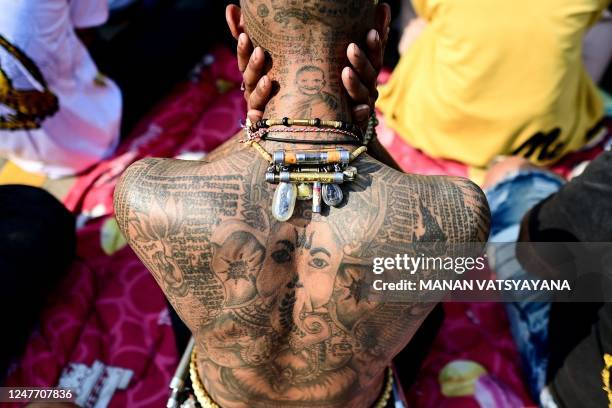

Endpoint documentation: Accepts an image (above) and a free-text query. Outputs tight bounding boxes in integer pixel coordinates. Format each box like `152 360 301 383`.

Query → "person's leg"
484 161 565 399
0 185 75 380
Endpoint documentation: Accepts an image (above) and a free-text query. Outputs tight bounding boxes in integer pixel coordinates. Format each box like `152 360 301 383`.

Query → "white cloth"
0 0 121 178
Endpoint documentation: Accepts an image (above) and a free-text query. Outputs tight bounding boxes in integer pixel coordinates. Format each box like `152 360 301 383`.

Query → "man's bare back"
114 146 489 407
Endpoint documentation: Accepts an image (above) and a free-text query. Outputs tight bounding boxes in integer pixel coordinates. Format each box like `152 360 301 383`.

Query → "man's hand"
227 4 391 128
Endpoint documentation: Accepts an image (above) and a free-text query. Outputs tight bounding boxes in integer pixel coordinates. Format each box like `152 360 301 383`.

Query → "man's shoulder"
115 157 202 197
371 166 490 243
114 157 211 226
443 176 490 242
371 159 486 206
433 176 490 242
114 154 255 231
115 154 249 195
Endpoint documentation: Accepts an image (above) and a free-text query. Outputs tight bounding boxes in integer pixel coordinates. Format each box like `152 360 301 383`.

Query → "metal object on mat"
167 337 195 408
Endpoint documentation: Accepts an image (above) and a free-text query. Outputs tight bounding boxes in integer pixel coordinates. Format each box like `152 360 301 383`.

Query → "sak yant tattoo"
240 0 375 122
115 151 490 408
114 1 491 407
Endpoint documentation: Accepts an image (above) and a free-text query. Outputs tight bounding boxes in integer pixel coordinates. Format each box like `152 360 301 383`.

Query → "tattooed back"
114 148 490 408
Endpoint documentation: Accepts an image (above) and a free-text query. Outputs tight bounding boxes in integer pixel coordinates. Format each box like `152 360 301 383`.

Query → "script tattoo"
115 150 490 408
240 0 374 122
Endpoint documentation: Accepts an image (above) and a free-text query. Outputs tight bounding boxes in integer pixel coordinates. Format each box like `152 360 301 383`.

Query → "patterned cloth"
485 170 566 398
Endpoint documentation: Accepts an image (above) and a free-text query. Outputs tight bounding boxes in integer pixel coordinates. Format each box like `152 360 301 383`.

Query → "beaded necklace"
242 115 377 221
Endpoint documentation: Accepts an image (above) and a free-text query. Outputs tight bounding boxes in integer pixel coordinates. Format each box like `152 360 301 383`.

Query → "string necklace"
242 115 377 221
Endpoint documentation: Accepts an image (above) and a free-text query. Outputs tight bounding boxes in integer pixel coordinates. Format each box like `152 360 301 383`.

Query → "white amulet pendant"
272 182 297 222
322 184 343 207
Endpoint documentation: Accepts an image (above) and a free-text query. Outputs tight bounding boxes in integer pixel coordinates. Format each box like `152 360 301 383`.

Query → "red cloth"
4 219 178 407
404 303 535 407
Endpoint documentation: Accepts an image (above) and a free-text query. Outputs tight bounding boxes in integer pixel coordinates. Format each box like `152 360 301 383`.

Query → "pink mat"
4 219 178 407
9 46 609 407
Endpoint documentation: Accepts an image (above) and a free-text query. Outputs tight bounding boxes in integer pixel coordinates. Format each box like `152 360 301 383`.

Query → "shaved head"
239 0 376 121
242 0 375 44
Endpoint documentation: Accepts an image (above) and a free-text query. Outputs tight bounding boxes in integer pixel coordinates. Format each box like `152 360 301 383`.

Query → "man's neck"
253 97 364 148
240 1 375 133
262 64 352 124
257 130 364 151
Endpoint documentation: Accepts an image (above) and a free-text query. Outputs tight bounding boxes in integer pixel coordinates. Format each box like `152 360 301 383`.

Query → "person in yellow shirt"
377 0 609 172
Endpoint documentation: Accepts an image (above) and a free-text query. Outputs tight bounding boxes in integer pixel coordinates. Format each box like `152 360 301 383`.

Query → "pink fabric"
8 48 608 407
377 114 470 178
474 374 526 407
4 220 178 407
403 303 535 407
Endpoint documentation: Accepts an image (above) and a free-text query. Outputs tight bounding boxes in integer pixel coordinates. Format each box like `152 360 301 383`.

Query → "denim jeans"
485 170 565 399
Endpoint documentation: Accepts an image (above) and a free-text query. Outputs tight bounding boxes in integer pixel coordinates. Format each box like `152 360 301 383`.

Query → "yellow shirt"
377 0 608 168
